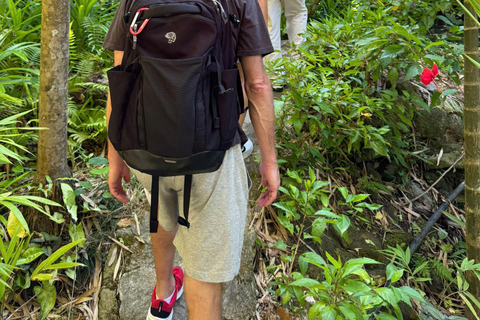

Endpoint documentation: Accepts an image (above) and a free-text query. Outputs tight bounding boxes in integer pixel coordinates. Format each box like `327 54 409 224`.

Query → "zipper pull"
132 24 138 50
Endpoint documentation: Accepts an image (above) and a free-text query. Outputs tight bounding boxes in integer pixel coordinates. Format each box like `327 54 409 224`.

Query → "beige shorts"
130 145 250 282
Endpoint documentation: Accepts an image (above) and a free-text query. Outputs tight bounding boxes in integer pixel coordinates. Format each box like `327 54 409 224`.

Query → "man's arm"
258 0 268 28
240 55 279 207
107 51 131 203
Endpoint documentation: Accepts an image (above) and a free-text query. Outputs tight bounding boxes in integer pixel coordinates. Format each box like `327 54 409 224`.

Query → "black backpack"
107 0 245 232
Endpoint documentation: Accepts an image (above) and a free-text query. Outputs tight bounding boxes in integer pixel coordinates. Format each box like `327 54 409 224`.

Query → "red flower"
419 64 442 92
420 64 439 85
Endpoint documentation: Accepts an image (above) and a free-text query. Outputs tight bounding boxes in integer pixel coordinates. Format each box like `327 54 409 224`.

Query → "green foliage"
272 249 424 319
273 2 463 173
382 245 432 288
354 0 460 36
70 0 117 57
273 168 367 243
0 211 84 316
0 111 38 165
268 170 419 318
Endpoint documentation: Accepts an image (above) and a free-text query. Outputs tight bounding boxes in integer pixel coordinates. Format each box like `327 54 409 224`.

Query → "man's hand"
108 158 131 204
258 161 280 207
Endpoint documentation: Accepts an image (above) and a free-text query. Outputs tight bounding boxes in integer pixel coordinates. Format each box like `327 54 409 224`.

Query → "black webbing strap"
142 4 202 19
150 175 160 233
178 175 192 228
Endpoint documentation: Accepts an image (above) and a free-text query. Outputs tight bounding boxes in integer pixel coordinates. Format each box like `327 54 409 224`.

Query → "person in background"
264 0 307 62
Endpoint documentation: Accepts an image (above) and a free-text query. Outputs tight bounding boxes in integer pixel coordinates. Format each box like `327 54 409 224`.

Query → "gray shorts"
130 145 250 283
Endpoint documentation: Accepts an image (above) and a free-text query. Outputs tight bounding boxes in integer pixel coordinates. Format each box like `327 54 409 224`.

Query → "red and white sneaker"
146 267 184 320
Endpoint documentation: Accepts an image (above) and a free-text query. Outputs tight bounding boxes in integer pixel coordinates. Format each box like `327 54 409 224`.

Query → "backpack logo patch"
165 32 177 44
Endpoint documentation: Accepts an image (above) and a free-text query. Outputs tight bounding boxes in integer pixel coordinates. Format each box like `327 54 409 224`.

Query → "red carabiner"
129 8 150 36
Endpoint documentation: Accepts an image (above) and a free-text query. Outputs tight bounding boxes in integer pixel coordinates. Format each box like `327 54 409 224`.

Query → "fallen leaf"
107 246 118 267
117 218 133 228
108 236 133 253
113 249 122 281
276 306 290 320
437 148 444 166
375 211 383 220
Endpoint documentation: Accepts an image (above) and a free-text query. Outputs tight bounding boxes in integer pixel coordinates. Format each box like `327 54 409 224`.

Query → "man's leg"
184 275 222 320
284 0 308 47
151 224 178 299
264 0 283 62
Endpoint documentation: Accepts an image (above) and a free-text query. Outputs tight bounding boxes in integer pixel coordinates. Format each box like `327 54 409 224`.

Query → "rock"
383 231 413 249
415 107 463 140
98 289 118 320
414 108 464 170
424 145 464 170
404 181 434 208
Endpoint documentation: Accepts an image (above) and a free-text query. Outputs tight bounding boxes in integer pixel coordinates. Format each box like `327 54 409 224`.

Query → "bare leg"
184 274 222 320
239 112 247 127
238 62 248 127
150 224 178 299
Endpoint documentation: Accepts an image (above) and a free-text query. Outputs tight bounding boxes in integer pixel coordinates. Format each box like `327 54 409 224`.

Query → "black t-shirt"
103 0 274 57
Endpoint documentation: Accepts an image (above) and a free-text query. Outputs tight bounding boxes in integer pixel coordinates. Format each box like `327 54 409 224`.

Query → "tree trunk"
31 0 71 234
34 0 71 184
464 0 480 316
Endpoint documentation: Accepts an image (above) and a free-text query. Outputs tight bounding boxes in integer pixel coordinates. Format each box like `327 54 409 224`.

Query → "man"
265 0 308 62
103 0 280 319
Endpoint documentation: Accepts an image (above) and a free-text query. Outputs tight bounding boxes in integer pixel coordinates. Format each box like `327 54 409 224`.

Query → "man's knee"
184 275 222 319
184 274 222 300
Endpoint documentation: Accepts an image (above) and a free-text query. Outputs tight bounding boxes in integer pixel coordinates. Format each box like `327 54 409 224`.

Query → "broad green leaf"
282 289 292 305
289 278 320 287
311 218 326 240
69 223 85 248
340 280 371 293
397 286 424 302
302 252 327 268
387 68 399 86
353 194 369 202
337 187 349 200
320 194 329 208
338 303 363 320
35 281 56 320
405 65 420 81
79 181 93 190
61 183 77 221
88 157 109 165
381 45 403 59
326 252 341 269
375 287 398 305
320 306 337 320
308 301 324 319
90 167 109 175
377 312 398 320
336 215 350 236
344 258 380 266
17 247 44 265
314 209 337 219
298 255 308 276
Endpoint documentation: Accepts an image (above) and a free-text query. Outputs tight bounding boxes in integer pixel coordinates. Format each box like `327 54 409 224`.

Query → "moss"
358 176 392 194
384 232 413 248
